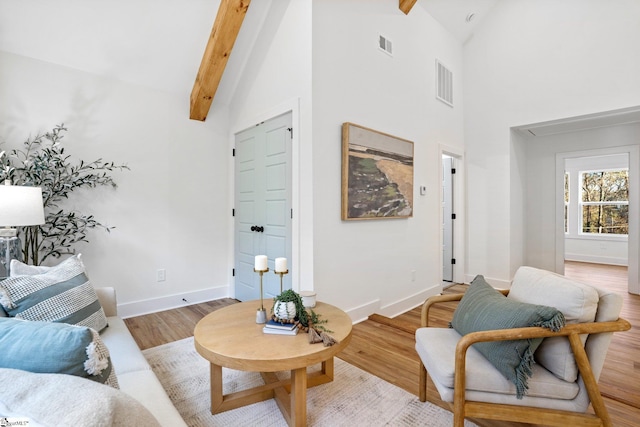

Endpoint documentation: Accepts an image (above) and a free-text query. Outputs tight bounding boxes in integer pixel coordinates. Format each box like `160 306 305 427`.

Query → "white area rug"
143 337 477 427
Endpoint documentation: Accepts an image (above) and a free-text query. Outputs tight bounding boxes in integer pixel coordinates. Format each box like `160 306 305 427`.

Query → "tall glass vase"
0 236 21 280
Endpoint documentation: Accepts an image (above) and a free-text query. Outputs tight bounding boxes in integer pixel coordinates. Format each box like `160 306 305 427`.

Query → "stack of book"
263 319 299 335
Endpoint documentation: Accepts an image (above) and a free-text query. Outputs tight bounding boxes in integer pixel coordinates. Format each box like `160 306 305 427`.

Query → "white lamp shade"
0 185 45 226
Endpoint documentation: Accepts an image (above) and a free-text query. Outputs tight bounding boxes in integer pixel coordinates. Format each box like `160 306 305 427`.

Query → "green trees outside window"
580 170 628 235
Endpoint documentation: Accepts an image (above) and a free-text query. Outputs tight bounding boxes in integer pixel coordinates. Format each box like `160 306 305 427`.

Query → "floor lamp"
0 181 45 279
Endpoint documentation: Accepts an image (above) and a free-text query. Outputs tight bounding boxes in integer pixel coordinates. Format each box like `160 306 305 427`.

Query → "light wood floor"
124 262 639 426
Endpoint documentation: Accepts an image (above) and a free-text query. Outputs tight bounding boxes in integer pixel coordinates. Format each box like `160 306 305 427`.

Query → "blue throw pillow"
450 275 565 398
0 317 118 388
0 255 108 332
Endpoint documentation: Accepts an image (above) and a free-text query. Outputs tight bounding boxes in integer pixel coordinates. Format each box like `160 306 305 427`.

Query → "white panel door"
234 112 292 301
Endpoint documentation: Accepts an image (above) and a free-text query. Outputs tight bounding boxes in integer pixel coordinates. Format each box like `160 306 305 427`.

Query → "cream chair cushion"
415 327 580 402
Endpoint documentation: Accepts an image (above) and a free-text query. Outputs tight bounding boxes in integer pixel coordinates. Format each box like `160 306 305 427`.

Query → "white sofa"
95 287 187 427
0 287 187 426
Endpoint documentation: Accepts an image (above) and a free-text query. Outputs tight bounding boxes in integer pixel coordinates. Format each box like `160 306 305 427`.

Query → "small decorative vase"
299 291 317 308
273 300 297 320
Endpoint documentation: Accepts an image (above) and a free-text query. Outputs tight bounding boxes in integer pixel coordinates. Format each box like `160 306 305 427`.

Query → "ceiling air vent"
436 59 453 107
378 34 393 56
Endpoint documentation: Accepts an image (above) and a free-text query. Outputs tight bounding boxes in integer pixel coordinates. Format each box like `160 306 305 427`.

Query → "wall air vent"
378 34 393 56
436 59 453 107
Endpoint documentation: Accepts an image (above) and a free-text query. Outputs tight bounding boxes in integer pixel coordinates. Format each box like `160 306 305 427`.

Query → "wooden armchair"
415 267 630 427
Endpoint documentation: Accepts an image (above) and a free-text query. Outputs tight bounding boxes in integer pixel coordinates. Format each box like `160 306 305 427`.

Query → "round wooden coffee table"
194 300 352 427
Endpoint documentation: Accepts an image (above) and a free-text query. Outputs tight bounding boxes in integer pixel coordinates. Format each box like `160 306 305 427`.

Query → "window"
579 169 628 235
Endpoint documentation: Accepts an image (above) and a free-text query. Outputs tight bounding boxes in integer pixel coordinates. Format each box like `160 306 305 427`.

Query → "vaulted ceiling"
188 0 421 121
189 0 498 121
0 0 498 122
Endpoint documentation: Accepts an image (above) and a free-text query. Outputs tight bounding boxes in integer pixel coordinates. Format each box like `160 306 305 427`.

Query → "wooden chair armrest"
456 318 631 350
421 294 463 327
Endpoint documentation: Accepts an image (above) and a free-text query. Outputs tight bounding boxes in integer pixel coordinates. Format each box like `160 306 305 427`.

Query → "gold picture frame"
341 122 414 220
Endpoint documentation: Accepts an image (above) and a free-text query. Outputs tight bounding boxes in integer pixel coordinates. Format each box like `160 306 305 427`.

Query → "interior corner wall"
463 0 640 285
311 1 464 315
509 130 526 280
0 51 232 314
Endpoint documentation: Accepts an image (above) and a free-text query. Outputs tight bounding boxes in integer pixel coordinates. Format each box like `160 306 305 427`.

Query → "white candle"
254 255 268 271
275 257 287 273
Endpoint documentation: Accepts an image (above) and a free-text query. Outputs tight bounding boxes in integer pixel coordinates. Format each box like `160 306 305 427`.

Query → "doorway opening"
441 149 464 287
564 153 629 267
557 146 638 295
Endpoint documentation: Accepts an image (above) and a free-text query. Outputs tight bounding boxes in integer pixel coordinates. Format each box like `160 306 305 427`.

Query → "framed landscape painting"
341 122 414 220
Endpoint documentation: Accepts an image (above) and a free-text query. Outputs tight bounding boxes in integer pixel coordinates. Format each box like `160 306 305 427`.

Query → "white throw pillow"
0 368 160 427
507 266 599 382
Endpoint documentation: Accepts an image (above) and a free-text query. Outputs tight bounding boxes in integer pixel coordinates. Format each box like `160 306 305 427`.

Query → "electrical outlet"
157 269 166 282
411 270 416 282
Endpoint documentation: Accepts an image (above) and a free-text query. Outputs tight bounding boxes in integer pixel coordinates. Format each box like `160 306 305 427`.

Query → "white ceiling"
0 0 216 96
0 0 271 105
0 1 496 106
420 0 499 44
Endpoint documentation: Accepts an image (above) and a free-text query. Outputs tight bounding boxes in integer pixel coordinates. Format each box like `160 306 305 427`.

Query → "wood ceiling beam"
190 0 251 121
399 0 417 15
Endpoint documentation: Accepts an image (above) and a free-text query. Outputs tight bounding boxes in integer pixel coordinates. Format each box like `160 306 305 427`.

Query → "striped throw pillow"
0 255 108 332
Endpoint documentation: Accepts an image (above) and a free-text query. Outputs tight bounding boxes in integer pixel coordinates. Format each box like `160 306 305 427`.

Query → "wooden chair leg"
453 345 468 427
568 333 612 427
419 361 427 402
453 406 465 427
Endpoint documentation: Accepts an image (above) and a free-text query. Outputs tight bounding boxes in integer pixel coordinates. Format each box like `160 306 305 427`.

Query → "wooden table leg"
289 367 307 427
321 357 334 380
210 362 223 413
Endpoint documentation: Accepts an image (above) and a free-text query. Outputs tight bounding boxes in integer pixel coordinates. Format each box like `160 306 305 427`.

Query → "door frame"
442 155 454 282
555 145 640 294
230 98 301 297
439 144 465 285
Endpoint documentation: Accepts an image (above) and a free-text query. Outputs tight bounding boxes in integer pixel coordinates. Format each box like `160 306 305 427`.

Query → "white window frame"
577 167 629 240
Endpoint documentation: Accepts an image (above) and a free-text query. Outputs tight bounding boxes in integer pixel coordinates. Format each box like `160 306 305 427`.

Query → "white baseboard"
377 284 442 319
565 253 628 266
118 283 441 323
464 274 511 289
345 299 381 324
343 284 443 324
118 285 231 319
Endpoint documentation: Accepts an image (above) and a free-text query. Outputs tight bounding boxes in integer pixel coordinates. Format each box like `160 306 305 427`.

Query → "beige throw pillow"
508 266 599 382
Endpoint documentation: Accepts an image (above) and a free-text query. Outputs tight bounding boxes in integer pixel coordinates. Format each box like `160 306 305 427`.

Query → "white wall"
565 238 628 266
227 0 314 293
464 0 640 285
0 52 232 316
311 1 465 318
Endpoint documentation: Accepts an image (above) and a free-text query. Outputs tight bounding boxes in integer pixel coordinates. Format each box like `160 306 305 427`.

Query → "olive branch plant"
0 124 129 265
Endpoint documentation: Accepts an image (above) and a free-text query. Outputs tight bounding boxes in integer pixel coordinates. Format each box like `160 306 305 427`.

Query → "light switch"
420 186 426 196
